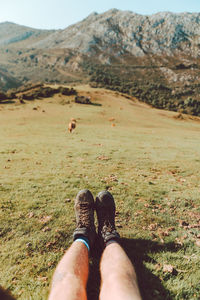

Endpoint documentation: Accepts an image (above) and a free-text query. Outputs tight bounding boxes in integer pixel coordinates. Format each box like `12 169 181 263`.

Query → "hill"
0 85 200 299
0 22 54 47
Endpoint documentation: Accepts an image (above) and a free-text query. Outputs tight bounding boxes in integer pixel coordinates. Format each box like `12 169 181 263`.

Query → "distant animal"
109 117 115 122
68 120 76 133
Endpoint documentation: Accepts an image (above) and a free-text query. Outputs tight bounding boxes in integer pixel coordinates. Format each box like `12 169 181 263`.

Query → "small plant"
75 95 92 104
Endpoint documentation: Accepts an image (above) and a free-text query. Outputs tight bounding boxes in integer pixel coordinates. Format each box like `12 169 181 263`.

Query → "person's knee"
103 257 137 279
103 268 137 286
52 271 84 288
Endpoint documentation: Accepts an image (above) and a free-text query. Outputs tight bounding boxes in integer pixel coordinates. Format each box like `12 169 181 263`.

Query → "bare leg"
49 241 89 300
99 242 142 300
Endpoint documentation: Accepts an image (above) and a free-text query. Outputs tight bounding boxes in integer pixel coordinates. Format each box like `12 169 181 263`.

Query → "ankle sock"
74 236 90 251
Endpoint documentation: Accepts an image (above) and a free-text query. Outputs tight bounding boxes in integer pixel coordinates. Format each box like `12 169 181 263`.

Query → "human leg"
48 241 89 300
49 189 96 300
95 191 141 300
99 242 141 300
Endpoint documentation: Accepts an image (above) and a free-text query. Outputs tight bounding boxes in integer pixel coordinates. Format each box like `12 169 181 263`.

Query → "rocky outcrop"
33 9 200 57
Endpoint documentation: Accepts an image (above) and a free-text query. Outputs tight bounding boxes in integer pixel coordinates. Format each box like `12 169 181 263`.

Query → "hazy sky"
1 0 200 29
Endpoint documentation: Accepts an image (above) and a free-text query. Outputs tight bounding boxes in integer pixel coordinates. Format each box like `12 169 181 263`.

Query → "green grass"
0 87 200 299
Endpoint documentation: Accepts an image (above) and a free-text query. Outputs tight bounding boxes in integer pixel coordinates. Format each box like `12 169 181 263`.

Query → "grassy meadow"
0 86 200 299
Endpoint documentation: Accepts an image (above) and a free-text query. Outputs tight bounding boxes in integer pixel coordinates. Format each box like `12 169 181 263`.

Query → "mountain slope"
0 22 55 47
32 9 200 57
0 67 21 91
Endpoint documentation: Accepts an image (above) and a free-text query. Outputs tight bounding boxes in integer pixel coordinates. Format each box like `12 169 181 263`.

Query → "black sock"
105 239 119 247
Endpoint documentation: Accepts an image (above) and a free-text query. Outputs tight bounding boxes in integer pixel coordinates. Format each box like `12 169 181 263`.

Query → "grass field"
0 86 200 300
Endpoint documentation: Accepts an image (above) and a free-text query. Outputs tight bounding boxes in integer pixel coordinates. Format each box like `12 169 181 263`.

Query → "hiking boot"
73 189 96 247
95 191 120 244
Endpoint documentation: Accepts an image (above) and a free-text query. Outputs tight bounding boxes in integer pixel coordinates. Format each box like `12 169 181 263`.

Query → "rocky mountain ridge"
32 9 200 58
1 9 200 56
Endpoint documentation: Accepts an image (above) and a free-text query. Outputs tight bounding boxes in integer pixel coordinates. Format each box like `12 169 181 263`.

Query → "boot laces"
78 202 91 228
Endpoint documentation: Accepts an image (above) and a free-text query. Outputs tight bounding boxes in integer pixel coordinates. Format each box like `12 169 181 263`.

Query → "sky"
0 0 200 30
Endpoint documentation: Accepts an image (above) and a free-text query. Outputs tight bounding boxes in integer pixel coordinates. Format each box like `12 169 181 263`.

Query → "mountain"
0 22 54 47
32 9 200 58
0 10 200 115
1 10 200 57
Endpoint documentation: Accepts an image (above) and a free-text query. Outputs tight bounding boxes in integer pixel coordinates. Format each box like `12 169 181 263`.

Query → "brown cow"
68 121 76 133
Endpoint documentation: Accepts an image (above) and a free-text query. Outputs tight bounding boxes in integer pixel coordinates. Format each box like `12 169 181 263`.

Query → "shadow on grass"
87 238 177 300
91 103 102 107
0 286 15 300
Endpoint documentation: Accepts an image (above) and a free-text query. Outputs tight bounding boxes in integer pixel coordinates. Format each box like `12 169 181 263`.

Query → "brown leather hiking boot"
95 191 120 244
73 189 96 247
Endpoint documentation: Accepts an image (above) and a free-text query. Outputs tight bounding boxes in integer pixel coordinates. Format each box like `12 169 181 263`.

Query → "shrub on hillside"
0 92 7 101
58 87 77 96
84 62 200 116
16 86 78 101
6 92 16 99
75 96 92 104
